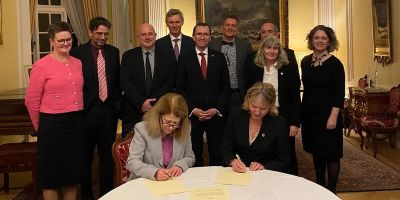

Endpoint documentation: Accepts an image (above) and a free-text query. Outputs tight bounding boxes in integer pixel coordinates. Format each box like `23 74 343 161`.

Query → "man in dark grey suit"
209 15 252 108
176 23 231 167
120 23 175 138
156 8 195 66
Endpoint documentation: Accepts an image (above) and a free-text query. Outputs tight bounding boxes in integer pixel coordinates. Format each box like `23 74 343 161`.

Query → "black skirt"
301 114 343 159
37 111 84 189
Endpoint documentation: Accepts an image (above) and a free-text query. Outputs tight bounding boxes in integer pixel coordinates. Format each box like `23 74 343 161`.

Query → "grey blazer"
126 122 195 181
209 37 252 100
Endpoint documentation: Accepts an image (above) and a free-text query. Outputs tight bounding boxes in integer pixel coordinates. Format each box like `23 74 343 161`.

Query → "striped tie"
97 49 108 102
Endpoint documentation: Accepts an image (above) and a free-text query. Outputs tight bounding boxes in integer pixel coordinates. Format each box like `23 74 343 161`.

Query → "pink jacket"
25 54 84 130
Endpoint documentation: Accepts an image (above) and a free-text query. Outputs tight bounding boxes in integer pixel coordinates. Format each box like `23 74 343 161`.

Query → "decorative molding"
148 0 165 39
18 0 32 87
315 0 335 28
346 0 354 81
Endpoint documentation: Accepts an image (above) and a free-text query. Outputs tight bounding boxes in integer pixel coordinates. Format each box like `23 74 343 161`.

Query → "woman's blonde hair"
143 93 190 142
242 82 279 117
254 36 289 69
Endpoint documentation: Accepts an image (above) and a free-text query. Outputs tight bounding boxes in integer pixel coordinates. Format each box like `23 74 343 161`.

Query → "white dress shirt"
263 62 279 107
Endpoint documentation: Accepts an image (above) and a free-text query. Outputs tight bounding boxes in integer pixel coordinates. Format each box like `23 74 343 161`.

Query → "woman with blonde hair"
126 93 195 181
245 36 301 175
221 82 291 173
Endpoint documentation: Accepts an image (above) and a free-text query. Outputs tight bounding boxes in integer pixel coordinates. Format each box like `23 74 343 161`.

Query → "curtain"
29 0 37 38
82 0 101 26
129 0 146 47
64 0 90 44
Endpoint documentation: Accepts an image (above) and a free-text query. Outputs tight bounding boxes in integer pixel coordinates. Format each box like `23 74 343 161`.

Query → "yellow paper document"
145 179 189 196
215 168 251 185
190 185 229 200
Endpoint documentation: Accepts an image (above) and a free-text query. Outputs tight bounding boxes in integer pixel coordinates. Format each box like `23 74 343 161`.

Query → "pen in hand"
235 154 246 172
156 162 171 180
158 162 165 168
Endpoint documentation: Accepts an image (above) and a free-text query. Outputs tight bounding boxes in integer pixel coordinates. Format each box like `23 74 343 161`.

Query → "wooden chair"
343 87 355 136
343 77 369 137
0 92 37 196
360 84 400 157
112 133 134 186
0 142 37 193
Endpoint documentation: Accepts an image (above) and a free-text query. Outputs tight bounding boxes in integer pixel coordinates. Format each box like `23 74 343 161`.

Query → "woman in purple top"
25 22 84 200
126 93 195 181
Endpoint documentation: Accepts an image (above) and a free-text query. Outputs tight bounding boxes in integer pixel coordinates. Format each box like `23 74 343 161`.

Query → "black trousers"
81 101 118 198
289 136 299 175
190 116 226 166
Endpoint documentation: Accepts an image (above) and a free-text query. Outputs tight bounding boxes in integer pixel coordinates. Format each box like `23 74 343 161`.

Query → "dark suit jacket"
221 108 291 173
120 46 175 122
155 34 195 65
70 42 121 112
284 47 299 70
175 48 231 115
245 49 301 127
208 37 252 99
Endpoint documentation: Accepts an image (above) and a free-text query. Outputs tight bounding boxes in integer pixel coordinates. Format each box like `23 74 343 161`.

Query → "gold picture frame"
372 0 391 64
0 0 3 45
195 0 288 48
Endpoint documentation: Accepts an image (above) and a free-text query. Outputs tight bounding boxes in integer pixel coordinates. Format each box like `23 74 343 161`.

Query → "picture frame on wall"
372 0 391 63
195 0 288 48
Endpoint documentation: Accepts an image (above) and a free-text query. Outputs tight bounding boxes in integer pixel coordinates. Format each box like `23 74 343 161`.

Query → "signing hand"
155 168 171 181
169 165 183 177
249 162 265 171
230 159 246 173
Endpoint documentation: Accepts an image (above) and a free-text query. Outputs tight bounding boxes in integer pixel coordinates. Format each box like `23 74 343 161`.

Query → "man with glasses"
176 23 231 166
120 23 175 138
70 16 121 199
209 15 252 109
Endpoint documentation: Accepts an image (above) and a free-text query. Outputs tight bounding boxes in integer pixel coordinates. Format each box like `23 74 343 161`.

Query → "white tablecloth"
100 166 340 200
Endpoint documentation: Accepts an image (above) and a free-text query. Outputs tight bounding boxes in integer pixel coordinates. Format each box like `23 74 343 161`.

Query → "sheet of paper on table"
215 168 251 185
190 185 229 200
145 179 189 196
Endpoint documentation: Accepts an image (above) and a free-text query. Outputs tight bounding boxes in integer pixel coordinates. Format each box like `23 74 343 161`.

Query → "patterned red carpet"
296 135 400 192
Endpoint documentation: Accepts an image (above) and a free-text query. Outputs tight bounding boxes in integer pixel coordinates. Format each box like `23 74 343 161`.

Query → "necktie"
97 49 107 102
222 40 234 46
199 52 207 79
145 51 152 96
173 38 180 59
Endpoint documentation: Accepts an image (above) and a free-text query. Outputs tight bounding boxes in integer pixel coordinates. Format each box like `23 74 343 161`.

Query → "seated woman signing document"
222 82 291 173
126 93 195 181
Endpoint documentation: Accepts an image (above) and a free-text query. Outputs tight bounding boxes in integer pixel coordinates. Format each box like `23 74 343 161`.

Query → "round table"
100 166 340 200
